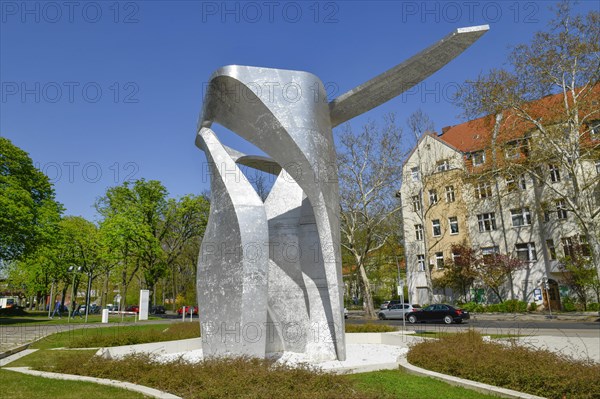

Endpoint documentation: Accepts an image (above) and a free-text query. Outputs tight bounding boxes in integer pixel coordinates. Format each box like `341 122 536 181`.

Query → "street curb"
3 366 182 399
0 343 30 360
398 356 546 399
0 349 38 367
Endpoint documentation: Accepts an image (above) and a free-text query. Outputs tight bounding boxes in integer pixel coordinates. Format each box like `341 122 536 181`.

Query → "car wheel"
407 315 417 324
378 313 386 320
443 315 453 324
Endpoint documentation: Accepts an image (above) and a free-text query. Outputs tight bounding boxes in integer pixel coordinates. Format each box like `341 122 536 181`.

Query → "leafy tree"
0 138 62 261
338 114 405 318
559 242 600 309
476 253 525 303
96 179 168 306
433 244 478 303
456 2 600 276
161 194 210 309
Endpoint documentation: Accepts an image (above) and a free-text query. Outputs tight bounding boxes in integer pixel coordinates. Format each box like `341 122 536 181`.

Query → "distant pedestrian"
50 300 62 319
72 302 82 318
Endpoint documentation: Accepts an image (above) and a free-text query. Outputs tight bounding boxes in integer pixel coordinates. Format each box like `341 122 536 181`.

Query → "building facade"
401 91 599 307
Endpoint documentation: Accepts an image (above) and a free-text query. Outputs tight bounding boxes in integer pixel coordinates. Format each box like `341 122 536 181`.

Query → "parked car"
177 306 198 315
79 304 101 314
125 305 140 313
378 304 421 320
405 304 470 324
379 301 390 310
151 305 166 314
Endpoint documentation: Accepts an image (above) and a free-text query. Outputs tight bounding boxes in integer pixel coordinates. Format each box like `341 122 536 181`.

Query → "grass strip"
30 322 199 349
0 368 145 399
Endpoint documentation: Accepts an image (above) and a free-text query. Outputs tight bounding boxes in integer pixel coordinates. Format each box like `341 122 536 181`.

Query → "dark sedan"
405 304 469 324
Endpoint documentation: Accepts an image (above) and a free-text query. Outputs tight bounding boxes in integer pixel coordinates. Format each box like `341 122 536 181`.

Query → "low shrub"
486 303 500 312
407 330 600 399
39 352 385 399
500 299 528 312
587 303 599 311
528 302 538 312
345 323 396 333
562 297 578 312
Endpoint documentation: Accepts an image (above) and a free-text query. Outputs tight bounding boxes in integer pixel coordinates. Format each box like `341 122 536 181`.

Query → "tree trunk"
358 263 376 318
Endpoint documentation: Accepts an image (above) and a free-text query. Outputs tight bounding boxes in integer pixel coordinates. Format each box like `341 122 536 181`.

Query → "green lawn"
346 369 499 399
30 322 197 349
0 310 161 326
0 368 145 399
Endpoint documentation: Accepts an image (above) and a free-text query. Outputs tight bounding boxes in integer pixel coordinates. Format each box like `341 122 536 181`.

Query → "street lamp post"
84 271 92 323
67 266 82 323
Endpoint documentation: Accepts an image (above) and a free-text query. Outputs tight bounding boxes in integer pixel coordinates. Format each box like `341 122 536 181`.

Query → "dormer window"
472 151 485 166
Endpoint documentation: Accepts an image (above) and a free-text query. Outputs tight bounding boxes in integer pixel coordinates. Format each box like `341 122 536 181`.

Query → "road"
346 318 600 338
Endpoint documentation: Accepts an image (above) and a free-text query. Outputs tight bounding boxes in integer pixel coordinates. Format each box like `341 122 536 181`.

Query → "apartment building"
401 90 599 307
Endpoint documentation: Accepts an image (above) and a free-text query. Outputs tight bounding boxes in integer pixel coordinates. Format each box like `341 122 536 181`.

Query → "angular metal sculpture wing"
329 25 489 127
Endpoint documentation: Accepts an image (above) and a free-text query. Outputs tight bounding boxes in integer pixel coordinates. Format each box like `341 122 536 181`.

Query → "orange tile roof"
439 86 600 152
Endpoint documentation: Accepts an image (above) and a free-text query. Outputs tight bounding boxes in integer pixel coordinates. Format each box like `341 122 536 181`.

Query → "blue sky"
1 1 597 221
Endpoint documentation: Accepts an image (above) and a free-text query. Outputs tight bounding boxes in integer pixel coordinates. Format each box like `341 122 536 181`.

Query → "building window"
481 246 499 264
445 185 455 202
504 140 520 159
452 251 460 262
517 174 527 190
437 160 450 172
549 164 561 183
472 151 485 166
475 181 493 199
546 239 557 260
511 208 531 227
562 237 575 258
415 224 423 241
411 195 421 212
542 202 551 222
417 254 425 272
411 167 420 181
429 189 438 205
477 213 497 232
590 120 599 141
595 160 600 174
435 252 444 269
579 235 591 257
556 199 568 220
432 219 441 237
448 217 459 234
516 242 537 262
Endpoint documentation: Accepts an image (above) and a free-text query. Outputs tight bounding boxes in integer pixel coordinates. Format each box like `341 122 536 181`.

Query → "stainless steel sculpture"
196 25 489 361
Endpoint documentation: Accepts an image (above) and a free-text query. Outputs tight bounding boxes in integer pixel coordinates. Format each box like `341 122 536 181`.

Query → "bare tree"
456 2 600 277
338 114 405 318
